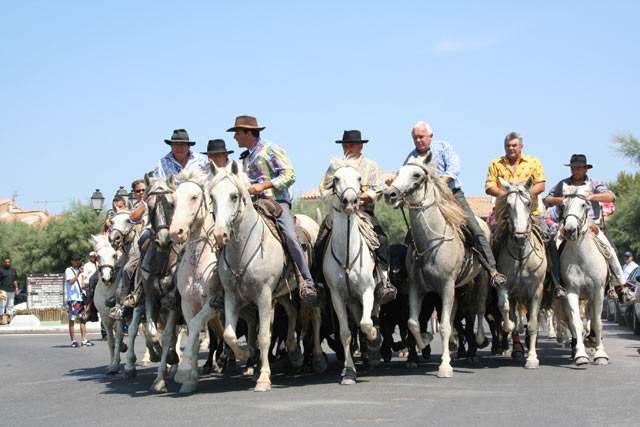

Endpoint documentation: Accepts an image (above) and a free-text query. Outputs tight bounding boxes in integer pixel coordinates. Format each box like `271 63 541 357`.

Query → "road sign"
27 274 64 309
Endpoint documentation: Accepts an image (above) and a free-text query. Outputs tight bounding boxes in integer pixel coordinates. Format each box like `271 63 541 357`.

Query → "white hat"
89 251 97 257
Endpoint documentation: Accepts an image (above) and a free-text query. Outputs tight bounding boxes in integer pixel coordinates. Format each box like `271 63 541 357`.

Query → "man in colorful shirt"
545 154 627 292
316 130 396 304
223 115 317 306
392 122 506 288
485 131 566 297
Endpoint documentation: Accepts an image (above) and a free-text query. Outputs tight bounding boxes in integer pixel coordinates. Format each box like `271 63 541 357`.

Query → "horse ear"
525 176 534 191
498 177 511 191
231 160 239 175
209 159 218 177
424 151 433 166
144 172 151 188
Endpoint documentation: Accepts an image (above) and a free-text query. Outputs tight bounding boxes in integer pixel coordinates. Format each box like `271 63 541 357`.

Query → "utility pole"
34 200 63 213
10 191 18 212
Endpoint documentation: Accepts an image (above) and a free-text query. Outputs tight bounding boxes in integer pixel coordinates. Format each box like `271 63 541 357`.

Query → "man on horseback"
316 130 397 304
390 121 507 288
485 131 566 297
220 115 318 306
201 138 233 168
545 154 627 294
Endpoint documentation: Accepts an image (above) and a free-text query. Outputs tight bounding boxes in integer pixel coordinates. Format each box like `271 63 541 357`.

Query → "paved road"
1 320 638 427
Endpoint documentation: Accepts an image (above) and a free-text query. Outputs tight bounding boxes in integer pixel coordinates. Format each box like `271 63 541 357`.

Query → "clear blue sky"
1 1 638 214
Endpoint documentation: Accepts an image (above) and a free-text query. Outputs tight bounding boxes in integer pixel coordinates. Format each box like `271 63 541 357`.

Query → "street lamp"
90 189 105 216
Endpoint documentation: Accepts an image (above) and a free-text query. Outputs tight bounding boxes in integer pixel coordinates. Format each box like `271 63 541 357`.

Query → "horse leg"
565 293 588 366
176 304 217 391
437 285 455 378
330 290 357 385
223 295 251 361
497 287 515 333
547 309 557 340
150 309 179 393
124 305 143 378
240 308 258 376
475 273 489 347
408 285 431 350
310 306 328 374
590 291 608 365
277 296 303 368
104 318 119 375
524 293 542 369
145 296 162 362
255 292 274 392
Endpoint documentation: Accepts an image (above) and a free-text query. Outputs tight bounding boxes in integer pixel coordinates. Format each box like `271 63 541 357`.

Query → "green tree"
606 171 640 198
612 131 640 167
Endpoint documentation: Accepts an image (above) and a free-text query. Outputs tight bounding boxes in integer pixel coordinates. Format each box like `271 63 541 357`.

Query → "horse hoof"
398 349 409 359
594 357 608 365
106 366 120 375
288 347 304 368
382 349 392 363
150 380 167 394
421 332 433 347
575 356 589 366
174 367 191 384
367 334 383 352
524 359 539 369
140 361 150 368
123 368 137 379
341 367 357 385
478 337 489 349
179 382 197 394
312 354 328 374
243 366 255 377
548 333 557 340
254 381 271 392
120 343 128 353
437 366 453 378
340 377 356 385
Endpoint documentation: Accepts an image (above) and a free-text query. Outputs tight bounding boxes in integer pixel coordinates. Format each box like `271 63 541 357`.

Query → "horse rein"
109 211 135 246
561 193 589 236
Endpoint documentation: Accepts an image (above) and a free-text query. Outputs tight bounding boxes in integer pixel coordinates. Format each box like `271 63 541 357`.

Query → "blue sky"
1 1 638 214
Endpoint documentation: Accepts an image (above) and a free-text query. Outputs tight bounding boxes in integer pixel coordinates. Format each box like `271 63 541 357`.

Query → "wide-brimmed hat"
565 154 593 169
201 139 234 155
226 116 265 132
624 251 633 257
336 130 368 144
164 129 196 146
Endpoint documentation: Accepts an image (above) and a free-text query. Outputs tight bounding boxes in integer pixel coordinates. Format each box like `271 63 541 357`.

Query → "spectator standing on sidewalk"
0 257 18 325
65 254 93 347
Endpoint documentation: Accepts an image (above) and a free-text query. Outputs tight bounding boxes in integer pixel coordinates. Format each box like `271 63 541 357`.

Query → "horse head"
170 168 210 244
499 177 534 247
144 172 176 250
384 152 433 208
561 183 590 241
108 210 134 250
328 157 361 215
90 234 117 285
208 160 248 247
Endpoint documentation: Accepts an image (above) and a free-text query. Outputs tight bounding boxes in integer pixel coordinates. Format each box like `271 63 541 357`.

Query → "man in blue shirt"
391 121 506 288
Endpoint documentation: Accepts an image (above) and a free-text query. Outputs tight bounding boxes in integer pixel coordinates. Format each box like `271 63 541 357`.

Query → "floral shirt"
154 151 210 185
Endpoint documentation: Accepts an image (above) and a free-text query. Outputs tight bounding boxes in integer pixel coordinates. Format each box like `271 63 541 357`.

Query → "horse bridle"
506 189 533 244
180 180 210 233
147 189 174 237
331 166 361 214
562 193 589 236
387 163 436 210
109 211 135 246
97 254 115 285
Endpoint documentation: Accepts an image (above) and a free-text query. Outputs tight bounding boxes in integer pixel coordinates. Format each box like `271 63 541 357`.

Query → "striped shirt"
485 154 546 215
319 155 382 212
244 138 296 203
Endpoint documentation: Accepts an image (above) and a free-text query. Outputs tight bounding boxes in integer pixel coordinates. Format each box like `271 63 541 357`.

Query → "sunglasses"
134 189 145 193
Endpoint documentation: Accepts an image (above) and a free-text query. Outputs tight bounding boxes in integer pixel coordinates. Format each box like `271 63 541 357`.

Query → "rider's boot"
375 267 397 305
299 280 318 307
489 270 508 288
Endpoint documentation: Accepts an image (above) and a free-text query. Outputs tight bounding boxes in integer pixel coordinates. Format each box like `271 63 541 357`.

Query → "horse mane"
91 234 111 251
405 157 466 228
492 180 534 248
562 183 590 198
210 166 251 196
177 167 209 186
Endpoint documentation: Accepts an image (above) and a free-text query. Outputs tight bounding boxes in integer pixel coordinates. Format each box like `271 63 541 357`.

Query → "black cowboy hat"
201 139 234 155
564 154 593 169
335 130 368 144
164 129 196 146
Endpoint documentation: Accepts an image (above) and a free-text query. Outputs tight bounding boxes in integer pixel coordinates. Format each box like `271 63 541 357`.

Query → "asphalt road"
1 320 638 427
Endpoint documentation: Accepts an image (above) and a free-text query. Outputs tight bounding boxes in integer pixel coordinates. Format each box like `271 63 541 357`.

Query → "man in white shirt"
622 251 638 280
65 254 93 348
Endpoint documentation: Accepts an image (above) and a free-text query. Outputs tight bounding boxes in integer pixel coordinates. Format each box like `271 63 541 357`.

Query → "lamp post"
90 189 105 216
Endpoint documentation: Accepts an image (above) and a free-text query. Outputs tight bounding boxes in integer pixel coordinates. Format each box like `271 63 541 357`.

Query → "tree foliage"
605 171 640 198
0 201 103 287
612 131 640 168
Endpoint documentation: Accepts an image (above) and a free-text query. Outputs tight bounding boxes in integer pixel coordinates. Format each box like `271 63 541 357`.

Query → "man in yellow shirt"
485 131 565 297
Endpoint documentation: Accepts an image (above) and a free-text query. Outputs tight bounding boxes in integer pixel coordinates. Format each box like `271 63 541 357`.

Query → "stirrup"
299 284 318 307
490 271 507 288
375 274 397 305
109 305 124 320
121 293 138 308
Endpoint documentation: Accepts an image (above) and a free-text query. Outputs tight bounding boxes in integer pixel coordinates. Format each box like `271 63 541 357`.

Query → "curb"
0 322 102 335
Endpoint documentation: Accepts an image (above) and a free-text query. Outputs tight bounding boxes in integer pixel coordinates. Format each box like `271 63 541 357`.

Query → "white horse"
208 161 324 392
322 157 383 385
493 177 547 369
90 234 121 374
558 183 609 365
162 168 224 393
383 154 489 378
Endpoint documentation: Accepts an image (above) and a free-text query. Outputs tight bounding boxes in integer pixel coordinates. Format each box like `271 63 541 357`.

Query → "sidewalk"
0 319 102 335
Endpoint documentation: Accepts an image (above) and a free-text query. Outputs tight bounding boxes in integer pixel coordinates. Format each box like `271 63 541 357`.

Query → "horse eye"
413 173 420 179
231 194 238 202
